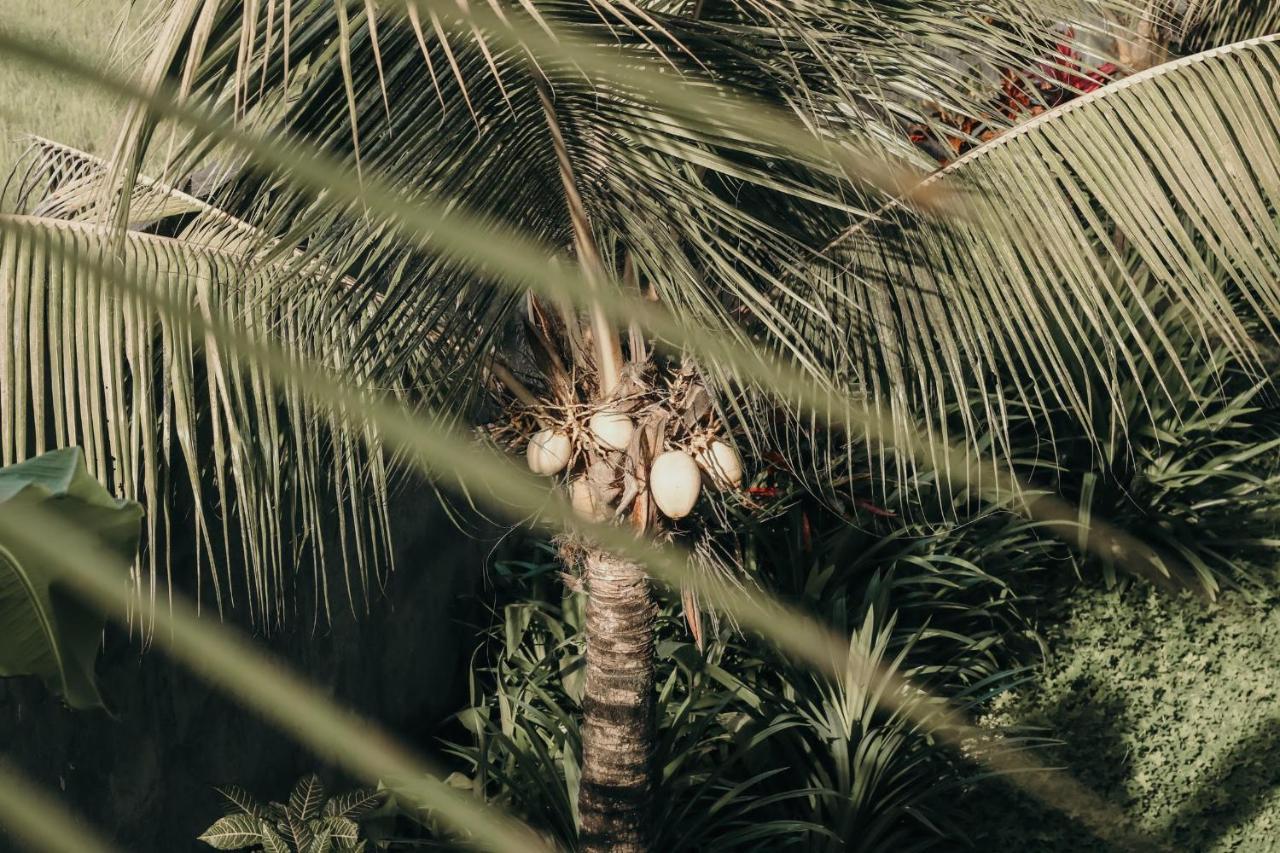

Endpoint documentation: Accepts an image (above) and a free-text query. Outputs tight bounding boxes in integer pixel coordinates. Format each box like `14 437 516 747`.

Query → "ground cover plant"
197 775 382 852
971 584 1280 851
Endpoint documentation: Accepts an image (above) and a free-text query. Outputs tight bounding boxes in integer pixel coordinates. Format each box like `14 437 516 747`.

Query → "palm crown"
8 0 1253 616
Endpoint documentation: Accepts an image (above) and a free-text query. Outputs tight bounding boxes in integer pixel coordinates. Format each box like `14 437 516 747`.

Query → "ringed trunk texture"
577 548 656 852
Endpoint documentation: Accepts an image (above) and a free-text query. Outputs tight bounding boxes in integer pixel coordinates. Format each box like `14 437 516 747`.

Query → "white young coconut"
589 410 634 452
695 440 743 490
649 450 701 519
570 478 610 522
526 429 572 476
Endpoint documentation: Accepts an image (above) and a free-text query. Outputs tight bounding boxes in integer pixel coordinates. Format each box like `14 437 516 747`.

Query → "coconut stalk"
538 77 656 852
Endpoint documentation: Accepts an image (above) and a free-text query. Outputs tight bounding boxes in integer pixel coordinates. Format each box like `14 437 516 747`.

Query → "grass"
971 584 1280 851
0 0 132 185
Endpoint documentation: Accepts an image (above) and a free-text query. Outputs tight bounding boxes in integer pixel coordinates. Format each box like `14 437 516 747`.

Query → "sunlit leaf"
197 813 263 849
0 447 141 710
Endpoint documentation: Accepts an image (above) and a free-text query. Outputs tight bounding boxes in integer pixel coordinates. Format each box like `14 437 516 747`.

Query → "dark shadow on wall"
0 478 499 853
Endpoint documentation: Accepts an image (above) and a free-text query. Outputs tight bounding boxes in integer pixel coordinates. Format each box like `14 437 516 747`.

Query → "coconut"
526 429 572 476
695 440 743 489
570 478 610 522
589 410 634 452
649 450 701 519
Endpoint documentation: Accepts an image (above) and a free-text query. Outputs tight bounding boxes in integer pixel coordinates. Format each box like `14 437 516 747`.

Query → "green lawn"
0 0 132 182
972 585 1280 851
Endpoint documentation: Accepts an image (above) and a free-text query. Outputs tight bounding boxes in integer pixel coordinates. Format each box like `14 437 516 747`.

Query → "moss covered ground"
970 584 1280 851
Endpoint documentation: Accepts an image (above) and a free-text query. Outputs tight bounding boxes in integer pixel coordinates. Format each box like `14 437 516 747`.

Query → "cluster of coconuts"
526 409 743 521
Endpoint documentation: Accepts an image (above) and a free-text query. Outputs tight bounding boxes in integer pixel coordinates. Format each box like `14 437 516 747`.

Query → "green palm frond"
808 34 1280 504
0 214 401 625
159 0 1111 344
8 1 1280 622
1174 0 1280 51
101 0 1148 482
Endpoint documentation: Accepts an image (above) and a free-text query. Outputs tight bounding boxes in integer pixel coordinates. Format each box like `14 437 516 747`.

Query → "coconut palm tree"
5 1 1280 849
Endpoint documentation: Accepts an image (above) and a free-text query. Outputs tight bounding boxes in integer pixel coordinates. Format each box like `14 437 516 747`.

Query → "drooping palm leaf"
0 213 401 625
135 2 1109 365
7 136 215 226
0 10 1205 603
811 33 1280 505
80 0 1148 499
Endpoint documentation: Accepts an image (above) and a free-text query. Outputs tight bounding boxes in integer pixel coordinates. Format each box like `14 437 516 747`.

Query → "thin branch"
490 358 549 424
536 77 625 397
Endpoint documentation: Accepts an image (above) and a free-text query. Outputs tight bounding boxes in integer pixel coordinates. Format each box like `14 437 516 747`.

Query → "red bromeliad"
909 27 1119 166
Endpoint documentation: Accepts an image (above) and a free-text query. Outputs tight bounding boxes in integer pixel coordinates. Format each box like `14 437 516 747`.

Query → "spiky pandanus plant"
7 0 1280 849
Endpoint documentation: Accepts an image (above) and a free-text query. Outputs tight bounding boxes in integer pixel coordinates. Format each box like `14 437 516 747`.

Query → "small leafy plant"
198 775 381 852
0 447 142 710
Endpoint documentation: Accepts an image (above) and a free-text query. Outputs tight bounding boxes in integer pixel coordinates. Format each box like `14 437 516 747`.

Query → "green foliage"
440 491 1058 852
198 775 382 853
994 290 1280 598
1080 364 1280 597
0 208 399 626
0 447 141 710
439 344 1280 848
968 584 1280 851
440 585 831 851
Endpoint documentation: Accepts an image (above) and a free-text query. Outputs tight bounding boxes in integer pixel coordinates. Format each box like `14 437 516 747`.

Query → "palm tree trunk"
577 547 656 852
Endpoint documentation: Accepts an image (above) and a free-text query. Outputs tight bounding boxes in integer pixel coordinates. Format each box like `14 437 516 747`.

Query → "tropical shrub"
198 775 383 853
440 487 1060 852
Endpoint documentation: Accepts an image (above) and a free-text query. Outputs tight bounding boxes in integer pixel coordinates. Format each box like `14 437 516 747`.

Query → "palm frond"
134 0 1128 357
7 135 254 237
804 34 1280 506
0 13 1221 593
0 213 402 626
99 0 1157 497
0 4 1239 604
1174 0 1280 51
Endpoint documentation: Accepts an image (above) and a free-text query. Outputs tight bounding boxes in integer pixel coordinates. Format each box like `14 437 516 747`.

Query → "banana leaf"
0 447 142 710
